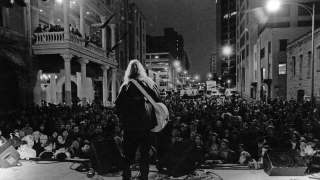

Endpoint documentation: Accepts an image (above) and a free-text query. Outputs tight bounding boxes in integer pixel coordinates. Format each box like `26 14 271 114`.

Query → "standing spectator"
34 24 43 33
54 117 64 132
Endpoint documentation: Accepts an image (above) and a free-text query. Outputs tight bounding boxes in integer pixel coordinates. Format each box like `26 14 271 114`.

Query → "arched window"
308 51 311 77
292 56 296 75
299 55 303 79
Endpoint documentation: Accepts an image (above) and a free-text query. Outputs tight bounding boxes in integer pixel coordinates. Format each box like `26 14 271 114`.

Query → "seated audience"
17 140 36 159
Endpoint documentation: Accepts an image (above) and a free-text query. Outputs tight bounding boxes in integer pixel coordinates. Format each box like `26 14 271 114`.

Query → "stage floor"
0 160 317 180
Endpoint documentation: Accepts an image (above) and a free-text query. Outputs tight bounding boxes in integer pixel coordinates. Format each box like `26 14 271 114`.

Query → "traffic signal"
0 0 28 8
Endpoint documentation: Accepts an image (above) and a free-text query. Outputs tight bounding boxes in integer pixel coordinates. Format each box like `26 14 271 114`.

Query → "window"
246 44 249 57
137 41 139 50
292 56 296 75
240 35 245 47
279 39 288 51
241 49 245 60
260 48 265 59
279 63 286 74
268 42 271 53
299 55 303 79
317 46 320 71
308 52 311 77
262 68 266 79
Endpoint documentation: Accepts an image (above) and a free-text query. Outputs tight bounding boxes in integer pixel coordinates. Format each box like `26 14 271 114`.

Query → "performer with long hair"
115 60 160 180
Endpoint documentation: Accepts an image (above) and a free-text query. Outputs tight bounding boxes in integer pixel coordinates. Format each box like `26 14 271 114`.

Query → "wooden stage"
0 160 317 180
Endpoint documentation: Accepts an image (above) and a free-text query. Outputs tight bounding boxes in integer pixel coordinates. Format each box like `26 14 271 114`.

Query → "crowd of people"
34 23 82 38
34 23 103 47
0 92 320 173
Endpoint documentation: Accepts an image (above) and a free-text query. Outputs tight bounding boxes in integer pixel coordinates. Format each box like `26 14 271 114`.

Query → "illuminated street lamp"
194 75 200 81
227 80 231 89
173 60 180 68
222 46 232 56
267 0 315 107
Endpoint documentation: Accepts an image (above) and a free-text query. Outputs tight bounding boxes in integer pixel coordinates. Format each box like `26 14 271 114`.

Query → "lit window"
279 63 286 74
223 14 229 19
155 56 159 58
230 12 237 16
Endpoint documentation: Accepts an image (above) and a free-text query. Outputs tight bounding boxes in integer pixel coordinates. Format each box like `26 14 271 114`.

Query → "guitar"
151 102 169 132
129 80 169 132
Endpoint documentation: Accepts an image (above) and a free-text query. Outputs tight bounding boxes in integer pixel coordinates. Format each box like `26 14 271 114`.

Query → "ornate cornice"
287 28 320 54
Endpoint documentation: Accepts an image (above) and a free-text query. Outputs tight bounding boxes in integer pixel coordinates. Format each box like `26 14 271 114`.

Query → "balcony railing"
34 32 115 60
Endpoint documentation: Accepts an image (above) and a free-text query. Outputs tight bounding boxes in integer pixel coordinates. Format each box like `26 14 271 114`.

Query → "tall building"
146 52 171 91
0 0 129 108
214 0 236 86
128 3 147 66
236 0 320 99
146 28 189 90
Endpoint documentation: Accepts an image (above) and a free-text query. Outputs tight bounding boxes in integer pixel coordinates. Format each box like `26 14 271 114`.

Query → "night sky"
133 0 216 81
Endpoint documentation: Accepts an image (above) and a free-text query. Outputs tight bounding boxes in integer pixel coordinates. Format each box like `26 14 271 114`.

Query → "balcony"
33 32 117 67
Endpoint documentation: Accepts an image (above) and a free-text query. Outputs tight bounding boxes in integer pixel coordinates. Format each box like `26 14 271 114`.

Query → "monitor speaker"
156 141 202 177
263 149 307 176
89 139 123 174
0 145 20 168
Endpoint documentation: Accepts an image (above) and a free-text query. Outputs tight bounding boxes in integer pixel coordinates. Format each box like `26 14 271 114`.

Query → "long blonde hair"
122 60 154 88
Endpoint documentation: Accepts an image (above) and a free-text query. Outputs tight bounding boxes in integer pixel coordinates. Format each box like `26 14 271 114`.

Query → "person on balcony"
49 24 55 32
34 24 43 33
74 29 82 38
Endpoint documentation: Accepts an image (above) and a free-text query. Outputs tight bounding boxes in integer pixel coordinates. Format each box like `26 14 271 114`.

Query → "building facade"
236 0 320 99
253 27 311 100
0 0 131 108
128 3 147 66
214 0 236 85
287 28 320 102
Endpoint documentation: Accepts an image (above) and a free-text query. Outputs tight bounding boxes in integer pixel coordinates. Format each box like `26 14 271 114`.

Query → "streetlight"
266 0 315 107
227 80 231 89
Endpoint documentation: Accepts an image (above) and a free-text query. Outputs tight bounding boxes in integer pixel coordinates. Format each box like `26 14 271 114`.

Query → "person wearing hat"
218 139 237 163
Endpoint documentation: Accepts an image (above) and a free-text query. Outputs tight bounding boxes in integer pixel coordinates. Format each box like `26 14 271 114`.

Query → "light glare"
266 0 281 12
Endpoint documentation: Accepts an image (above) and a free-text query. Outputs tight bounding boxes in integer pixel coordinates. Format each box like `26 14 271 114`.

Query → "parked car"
225 90 240 97
205 89 221 98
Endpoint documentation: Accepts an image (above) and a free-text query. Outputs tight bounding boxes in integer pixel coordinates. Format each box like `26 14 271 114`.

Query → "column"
49 73 57 104
75 20 80 31
63 0 70 40
101 66 109 106
61 53 73 106
100 16 107 50
33 70 42 106
48 3 55 25
79 0 85 36
110 24 116 47
112 68 117 103
78 58 89 106
30 4 40 33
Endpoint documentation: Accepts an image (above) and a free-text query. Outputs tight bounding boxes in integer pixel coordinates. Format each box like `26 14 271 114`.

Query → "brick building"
287 27 320 102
